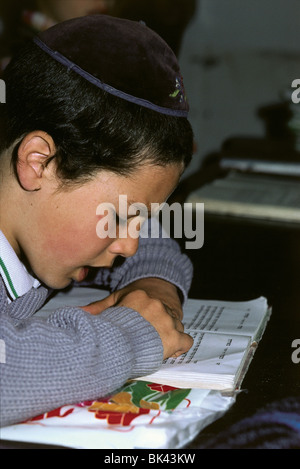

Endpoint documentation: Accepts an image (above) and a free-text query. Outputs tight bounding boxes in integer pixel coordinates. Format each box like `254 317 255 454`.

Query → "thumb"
80 292 116 315
172 332 194 358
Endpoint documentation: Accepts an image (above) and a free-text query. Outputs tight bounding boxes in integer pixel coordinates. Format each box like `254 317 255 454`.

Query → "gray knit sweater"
0 232 193 427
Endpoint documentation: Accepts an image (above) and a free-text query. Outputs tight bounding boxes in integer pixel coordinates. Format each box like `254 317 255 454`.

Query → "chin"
31 263 72 290
42 276 73 290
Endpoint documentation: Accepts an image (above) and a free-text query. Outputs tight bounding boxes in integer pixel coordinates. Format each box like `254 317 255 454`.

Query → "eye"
115 213 124 225
115 213 130 226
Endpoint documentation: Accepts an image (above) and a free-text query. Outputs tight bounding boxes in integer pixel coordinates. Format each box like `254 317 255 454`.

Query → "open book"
187 171 300 224
219 157 300 177
136 295 271 391
37 288 271 392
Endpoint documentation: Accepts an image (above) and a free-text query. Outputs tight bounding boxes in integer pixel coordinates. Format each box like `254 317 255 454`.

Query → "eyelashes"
115 209 145 226
115 213 127 226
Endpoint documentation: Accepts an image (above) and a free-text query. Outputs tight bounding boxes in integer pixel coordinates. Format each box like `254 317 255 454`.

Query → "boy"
0 15 194 427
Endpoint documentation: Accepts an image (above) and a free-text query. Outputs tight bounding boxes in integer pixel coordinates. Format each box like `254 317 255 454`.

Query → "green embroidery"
119 381 191 412
169 77 187 103
169 89 180 99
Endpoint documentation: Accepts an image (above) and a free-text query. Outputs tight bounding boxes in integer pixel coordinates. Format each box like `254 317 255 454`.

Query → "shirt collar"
0 230 40 300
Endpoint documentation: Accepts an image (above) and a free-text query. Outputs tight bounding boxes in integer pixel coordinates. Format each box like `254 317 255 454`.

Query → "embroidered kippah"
33 15 189 117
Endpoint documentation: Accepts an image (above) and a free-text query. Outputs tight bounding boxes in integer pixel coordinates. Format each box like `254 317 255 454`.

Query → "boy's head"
0 15 194 288
0 14 193 186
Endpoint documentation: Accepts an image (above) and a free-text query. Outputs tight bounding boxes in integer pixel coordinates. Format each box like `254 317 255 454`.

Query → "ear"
16 131 56 191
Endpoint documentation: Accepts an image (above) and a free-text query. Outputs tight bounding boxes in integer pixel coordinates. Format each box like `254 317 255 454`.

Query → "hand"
80 284 193 360
115 289 193 360
114 277 184 321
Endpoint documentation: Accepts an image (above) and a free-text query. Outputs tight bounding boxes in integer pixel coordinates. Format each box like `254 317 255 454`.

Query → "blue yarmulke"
33 15 189 117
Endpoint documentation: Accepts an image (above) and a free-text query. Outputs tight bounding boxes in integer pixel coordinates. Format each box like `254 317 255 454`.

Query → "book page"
195 172 300 208
182 297 268 341
137 331 251 389
137 297 269 389
163 330 250 372
187 172 300 222
36 287 110 319
220 158 300 177
215 172 300 208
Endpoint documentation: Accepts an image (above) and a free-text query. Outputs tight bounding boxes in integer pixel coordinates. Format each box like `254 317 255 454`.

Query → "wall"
179 0 300 178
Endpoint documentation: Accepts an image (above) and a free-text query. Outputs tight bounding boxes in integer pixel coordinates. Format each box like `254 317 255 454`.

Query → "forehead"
96 164 183 205
129 164 182 199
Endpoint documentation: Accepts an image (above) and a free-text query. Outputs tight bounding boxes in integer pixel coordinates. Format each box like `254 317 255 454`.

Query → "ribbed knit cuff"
98 306 163 378
110 238 193 304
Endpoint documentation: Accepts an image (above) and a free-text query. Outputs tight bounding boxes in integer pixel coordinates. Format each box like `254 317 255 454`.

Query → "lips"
77 267 89 282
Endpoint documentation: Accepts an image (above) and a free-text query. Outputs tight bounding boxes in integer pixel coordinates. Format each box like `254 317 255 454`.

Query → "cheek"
41 214 112 264
44 228 84 259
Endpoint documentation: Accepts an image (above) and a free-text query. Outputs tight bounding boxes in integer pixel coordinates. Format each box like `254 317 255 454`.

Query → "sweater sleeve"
92 217 194 303
0 219 192 427
0 281 163 427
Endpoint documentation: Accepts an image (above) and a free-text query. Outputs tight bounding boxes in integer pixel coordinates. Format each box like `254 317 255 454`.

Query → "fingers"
80 292 116 315
170 332 194 359
162 317 193 360
81 289 193 360
113 278 184 321
117 290 192 360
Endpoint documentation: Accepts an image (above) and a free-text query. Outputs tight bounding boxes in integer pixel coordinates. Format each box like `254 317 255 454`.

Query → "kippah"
33 15 189 117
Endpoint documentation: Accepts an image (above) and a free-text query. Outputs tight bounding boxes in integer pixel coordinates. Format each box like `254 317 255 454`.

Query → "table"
182 214 300 447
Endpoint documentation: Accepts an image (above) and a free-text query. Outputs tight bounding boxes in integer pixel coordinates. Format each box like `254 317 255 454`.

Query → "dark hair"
0 41 193 184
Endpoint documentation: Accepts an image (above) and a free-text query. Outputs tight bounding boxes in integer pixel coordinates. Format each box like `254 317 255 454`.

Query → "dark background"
180 213 300 446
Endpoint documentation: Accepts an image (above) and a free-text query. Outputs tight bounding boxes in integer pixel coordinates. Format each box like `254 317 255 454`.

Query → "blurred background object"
1 0 300 180
178 0 300 179
111 0 197 56
0 0 114 70
0 0 197 77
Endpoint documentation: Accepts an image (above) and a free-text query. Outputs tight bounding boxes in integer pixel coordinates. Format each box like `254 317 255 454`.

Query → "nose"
109 235 140 259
